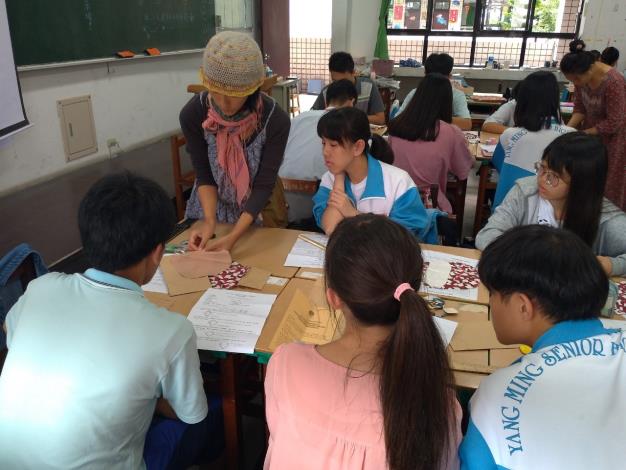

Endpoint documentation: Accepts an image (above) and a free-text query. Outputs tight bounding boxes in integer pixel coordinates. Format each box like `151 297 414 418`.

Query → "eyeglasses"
534 161 561 187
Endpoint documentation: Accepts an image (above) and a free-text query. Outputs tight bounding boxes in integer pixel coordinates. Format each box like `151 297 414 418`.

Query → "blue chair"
0 243 48 370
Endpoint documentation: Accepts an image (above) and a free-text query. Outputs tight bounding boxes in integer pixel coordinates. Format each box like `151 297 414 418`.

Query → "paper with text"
187 289 277 354
269 289 343 350
284 238 325 268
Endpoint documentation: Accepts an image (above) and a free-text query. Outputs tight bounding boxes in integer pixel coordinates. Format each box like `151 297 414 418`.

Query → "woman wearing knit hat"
180 31 290 251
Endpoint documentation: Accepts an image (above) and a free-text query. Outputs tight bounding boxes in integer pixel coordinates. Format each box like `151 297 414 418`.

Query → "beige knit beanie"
202 32 265 97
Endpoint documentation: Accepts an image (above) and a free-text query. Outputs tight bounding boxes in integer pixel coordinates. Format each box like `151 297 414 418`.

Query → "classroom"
0 0 625 469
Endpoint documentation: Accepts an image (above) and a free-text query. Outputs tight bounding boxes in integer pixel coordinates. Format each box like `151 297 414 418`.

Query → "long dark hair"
560 39 596 75
388 73 452 141
513 71 561 131
542 132 608 246
317 107 394 164
325 214 454 470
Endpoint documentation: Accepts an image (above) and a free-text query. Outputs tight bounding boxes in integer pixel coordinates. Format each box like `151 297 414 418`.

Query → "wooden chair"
170 134 196 220
280 178 319 195
446 177 468 238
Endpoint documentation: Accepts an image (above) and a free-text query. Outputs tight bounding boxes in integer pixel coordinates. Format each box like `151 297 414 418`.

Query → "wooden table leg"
220 355 240 470
473 162 491 237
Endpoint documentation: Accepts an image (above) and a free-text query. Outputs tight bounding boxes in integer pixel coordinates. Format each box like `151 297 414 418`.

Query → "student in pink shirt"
264 214 462 470
388 73 475 214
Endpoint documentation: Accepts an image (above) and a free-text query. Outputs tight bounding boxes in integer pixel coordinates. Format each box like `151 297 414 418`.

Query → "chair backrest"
0 247 46 373
280 178 319 195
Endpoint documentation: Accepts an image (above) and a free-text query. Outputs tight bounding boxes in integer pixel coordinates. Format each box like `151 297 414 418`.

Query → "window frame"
387 0 585 67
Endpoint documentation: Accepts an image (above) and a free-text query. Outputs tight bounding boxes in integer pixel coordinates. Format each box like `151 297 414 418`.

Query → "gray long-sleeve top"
476 176 626 276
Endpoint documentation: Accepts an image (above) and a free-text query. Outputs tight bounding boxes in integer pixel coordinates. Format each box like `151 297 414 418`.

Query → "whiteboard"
0 0 28 139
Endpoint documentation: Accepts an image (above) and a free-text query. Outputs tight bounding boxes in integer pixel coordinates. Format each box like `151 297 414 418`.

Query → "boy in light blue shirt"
0 173 215 469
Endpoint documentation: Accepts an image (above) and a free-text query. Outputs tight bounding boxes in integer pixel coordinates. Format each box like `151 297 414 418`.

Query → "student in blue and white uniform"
491 71 574 209
312 107 437 241
460 225 626 470
482 81 524 135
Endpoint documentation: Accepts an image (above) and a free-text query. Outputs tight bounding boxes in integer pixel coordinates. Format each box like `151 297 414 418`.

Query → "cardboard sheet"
450 321 519 351
239 267 272 290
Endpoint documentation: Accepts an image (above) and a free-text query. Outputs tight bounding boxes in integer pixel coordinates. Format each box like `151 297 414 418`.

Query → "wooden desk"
156 225 600 465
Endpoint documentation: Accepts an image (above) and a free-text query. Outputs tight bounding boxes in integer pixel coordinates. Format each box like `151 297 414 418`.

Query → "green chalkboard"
7 0 216 66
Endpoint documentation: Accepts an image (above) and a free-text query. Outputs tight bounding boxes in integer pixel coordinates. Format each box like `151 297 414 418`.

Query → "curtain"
374 0 390 59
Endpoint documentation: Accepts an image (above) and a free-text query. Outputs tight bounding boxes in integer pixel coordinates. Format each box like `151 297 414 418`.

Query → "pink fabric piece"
264 343 462 470
423 262 480 290
389 121 474 214
169 250 232 278
202 96 262 205
208 262 249 289
616 282 626 316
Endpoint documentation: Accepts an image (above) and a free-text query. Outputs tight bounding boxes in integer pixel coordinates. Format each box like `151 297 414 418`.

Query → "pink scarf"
202 96 262 205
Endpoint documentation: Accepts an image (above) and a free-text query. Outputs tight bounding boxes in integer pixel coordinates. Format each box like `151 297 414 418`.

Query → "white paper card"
142 268 168 294
267 276 288 286
187 289 277 354
433 316 458 347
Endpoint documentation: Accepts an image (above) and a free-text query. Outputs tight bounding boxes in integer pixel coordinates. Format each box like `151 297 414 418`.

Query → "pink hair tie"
394 283 414 301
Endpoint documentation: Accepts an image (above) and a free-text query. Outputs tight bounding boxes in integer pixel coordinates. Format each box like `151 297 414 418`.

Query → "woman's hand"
188 219 216 251
597 256 613 276
203 234 236 253
328 189 358 217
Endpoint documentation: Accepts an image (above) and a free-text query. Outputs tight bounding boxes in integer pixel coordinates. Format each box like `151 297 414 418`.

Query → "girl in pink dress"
561 39 626 210
264 214 461 470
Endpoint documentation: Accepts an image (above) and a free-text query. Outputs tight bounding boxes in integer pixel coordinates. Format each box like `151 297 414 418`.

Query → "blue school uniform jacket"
312 154 439 242
459 318 626 470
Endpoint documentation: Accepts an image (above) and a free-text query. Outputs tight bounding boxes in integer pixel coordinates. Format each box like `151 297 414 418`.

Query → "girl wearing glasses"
476 132 626 276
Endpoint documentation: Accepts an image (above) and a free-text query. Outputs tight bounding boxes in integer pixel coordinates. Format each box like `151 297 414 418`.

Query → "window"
387 0 584 67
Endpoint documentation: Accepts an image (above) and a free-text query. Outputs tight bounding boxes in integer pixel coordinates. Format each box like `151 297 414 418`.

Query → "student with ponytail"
561 38 626 210
312 107 438 242
263 214 461 470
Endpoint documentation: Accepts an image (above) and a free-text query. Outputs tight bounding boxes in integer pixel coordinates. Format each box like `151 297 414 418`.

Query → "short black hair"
601 46 619 66
478 225 608 323
326 79 358 105
328 52 355 73
424 53 454 75
78 172 176 273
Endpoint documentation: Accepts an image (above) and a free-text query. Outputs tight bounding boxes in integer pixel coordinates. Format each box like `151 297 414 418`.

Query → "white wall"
579 0 626 71
0 53 203 195
331 0 380 59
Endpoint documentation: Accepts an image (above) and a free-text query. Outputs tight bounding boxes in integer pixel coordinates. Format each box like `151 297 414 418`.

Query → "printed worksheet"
187 289 277 354
284 237 326 268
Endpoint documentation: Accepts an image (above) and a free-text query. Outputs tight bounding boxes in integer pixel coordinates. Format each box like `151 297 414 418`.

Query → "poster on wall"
0 0 29 140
